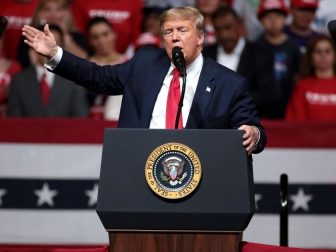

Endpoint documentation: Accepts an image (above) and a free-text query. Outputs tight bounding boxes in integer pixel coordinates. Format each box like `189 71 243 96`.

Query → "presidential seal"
145 143 202 200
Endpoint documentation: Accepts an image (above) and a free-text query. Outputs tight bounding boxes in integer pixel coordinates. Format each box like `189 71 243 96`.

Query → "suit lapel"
140 54 171 127
186 57 216 128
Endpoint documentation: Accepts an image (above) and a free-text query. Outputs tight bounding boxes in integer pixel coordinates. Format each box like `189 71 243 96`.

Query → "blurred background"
0 0 336 250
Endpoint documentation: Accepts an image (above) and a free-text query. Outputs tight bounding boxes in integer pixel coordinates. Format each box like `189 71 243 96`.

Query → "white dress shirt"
36 65 55 88
217 37 246 71
149 53 203 129
44 47 63 71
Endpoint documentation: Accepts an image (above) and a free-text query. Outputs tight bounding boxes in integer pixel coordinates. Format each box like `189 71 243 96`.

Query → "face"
143 13 161 36
291 8 316 31
89 22 115 56
312 40 335 72
213 14 241 53
196 0 223 15
261 12 286 35
162 18 204 65
38 1 66 26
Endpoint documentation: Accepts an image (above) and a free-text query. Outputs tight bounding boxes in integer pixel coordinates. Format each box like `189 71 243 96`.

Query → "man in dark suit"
22 6 266 154
203 6 280 119
7 25 88 117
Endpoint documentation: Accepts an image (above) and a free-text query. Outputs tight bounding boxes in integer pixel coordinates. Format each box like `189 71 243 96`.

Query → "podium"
97 129 255 252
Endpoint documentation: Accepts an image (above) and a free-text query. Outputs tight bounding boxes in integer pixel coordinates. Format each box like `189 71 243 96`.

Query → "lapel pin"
205 86 211 93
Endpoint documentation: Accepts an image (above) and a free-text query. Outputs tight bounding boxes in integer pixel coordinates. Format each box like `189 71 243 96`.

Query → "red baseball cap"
291 0 319 9
258 0 288 19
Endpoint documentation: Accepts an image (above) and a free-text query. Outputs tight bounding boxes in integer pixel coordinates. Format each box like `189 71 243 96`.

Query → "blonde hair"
160 6 205 36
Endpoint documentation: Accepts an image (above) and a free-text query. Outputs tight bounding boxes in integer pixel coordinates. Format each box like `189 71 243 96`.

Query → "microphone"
171 46 187 129
172 46 186 76
328 20 336 45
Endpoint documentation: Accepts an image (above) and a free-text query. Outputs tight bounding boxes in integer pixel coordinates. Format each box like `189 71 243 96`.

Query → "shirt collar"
168 52 204 77
35 65 55 86
35 65 47 81
219 37 246 56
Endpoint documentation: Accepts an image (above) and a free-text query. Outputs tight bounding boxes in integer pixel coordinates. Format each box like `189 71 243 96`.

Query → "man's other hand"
22 24 58 60
238 125 260 155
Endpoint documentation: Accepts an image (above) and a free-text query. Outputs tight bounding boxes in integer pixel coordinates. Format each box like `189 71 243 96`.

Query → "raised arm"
22 24 58 60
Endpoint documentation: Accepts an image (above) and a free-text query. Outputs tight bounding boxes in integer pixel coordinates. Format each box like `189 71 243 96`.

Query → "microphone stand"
174 66 187 129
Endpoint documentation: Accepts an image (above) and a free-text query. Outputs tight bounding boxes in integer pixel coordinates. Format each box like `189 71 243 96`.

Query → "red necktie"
166 68 183 129
40 72 50 106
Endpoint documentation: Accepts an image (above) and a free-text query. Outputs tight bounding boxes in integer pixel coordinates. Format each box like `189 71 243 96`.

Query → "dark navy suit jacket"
53 46 266 153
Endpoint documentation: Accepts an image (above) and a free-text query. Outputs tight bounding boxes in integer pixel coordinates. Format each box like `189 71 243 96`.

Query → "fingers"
244 139 254 155
23 38 34 48
44 24 52 36
22 25 40 42
238 125 250 141
22 25 40 35
22 31 33 41
238 125 258 155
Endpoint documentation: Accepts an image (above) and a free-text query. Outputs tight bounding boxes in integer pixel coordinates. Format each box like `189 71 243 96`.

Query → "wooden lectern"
97 129 255 252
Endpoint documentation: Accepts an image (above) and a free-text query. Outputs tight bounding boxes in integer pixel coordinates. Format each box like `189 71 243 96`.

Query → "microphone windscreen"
327 20 336 44
172 47 183 60
172 46 185 73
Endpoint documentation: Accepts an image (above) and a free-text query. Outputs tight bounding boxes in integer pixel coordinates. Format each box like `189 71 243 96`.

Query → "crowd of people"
1 0 336 122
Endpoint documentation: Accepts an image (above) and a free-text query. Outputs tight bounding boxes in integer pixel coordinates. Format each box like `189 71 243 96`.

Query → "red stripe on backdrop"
241 242 336 252
263 120 336 148
0 118 336 148
0 245 108 252
0 118 117 144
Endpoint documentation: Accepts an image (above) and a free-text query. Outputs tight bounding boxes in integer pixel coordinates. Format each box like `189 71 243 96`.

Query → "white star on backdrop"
85 183 99 207
0 189 7 206
290 187 313 212
34 183 58 207
255 194 262 210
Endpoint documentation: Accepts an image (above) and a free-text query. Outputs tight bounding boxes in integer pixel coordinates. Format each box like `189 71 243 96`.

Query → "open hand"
22 24 58 59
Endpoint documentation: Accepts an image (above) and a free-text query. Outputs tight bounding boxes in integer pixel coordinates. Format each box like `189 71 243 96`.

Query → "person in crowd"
70 0 143 57
86 17 128 120
143 0 195 9
87 17 128 69
232 0 264 42
0 16 22 117
313 0 336 34
8 24 88 117
203 6 278 119
284 0 319 54
0 0 39 60
134 7 163 51
17 0 88 68
144 0 233 7
256 0 301 119
22 6 266 155
286 35 336 122
195 0 227 46
141 7 164 38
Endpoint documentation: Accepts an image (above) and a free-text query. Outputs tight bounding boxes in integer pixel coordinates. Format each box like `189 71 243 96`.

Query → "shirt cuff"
44 46 63 70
